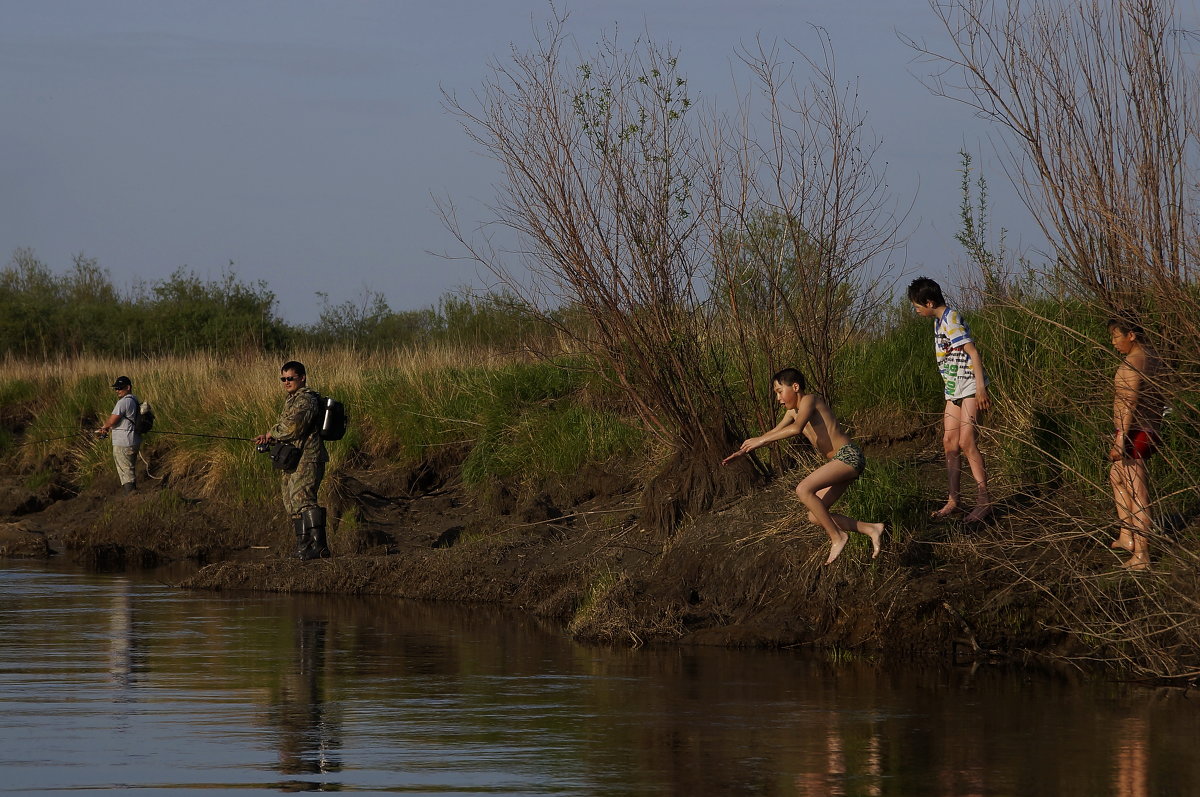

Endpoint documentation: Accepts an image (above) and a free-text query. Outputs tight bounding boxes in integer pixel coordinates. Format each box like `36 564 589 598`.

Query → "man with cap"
95 376 141 494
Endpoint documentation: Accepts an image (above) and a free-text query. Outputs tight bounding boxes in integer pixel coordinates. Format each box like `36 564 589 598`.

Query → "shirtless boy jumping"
723 368 885 565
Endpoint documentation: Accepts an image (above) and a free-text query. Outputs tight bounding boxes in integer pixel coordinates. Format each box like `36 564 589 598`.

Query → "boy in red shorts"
1107 318 1162 571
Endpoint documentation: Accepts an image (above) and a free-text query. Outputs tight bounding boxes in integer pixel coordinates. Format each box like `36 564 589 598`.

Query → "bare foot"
931 500 958 520
862 522 885 559
824 530 850 565
964 504 992 524
1121 555 1151 571
1111 537 1134 552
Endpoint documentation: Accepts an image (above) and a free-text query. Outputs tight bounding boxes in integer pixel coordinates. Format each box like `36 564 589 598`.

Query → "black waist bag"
269 442 302 472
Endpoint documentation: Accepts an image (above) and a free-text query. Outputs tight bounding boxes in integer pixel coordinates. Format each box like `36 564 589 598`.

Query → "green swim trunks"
832 442 866 475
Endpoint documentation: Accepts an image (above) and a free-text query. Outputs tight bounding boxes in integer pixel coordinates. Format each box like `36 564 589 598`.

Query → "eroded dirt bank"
0 437 1098 670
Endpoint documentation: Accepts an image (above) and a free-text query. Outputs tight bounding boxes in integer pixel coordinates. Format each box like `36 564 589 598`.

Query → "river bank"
4 428 1184 680
2 345 1197 683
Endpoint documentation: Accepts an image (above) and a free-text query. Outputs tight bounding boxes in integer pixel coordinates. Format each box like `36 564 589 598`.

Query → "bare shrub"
938 513 1200 682
706 35 908 423
910 0 1200 306
441 15 909 524
440 15 756 532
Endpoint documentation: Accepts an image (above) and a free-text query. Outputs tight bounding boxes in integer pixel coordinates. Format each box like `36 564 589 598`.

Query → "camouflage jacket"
269 386 329 464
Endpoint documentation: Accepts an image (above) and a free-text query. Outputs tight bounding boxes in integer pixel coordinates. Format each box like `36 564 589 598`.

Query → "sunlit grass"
0 345 643 507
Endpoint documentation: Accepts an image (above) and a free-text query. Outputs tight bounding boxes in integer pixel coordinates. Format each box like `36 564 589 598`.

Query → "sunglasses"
280 376 301 383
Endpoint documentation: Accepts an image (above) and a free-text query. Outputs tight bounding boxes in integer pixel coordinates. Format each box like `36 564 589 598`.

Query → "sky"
0 0 1039 323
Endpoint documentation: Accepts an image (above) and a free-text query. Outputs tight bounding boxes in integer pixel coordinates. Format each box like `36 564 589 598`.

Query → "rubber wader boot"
301 506 331 560
292 514 307 559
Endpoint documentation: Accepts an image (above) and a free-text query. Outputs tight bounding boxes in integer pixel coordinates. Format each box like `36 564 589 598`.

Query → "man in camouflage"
253 360 330 559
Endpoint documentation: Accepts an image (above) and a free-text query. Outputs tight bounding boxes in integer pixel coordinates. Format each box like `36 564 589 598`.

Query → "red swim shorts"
1121 429 1161 460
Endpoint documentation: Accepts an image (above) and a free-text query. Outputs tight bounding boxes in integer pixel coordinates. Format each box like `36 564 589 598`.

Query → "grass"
836 307 943 419
567 565 627 637
843 457 930 539
0 347 644 510
24 469 55 490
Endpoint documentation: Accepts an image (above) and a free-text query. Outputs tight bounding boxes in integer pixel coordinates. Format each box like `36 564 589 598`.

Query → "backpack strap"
299 389 323 441
119 393 140 428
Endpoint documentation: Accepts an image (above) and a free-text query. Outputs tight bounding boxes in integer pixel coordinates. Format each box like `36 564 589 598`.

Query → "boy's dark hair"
1107 317 1145 338
906 277 945 307
771 368 806 392
281 360 307 377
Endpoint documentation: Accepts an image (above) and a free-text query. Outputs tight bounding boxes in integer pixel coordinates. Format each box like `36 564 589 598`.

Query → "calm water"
0 561 1196 796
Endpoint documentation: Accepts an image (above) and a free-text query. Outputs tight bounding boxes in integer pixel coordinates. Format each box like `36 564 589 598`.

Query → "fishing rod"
152 430 253 442
13 429 254 446
12 429 255 441
12 431 95 447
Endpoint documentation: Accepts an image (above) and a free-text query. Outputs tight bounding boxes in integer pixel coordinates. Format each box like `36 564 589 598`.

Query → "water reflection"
268 613 342 783
0 561 1197 795
105 579 146 691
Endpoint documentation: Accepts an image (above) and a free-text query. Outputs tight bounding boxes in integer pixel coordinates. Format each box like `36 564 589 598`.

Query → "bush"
0 251 291 357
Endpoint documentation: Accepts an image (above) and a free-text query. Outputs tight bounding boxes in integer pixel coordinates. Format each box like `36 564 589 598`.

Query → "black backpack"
315 395 347 441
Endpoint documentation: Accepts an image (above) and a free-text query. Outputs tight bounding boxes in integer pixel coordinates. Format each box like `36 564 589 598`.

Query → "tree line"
0 248 539 357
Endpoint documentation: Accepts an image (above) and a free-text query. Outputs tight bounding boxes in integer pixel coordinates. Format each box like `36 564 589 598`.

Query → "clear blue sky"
0 0 1036 323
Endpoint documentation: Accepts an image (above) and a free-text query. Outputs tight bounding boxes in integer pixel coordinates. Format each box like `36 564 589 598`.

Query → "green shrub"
843 457 928 540
836 307 941 418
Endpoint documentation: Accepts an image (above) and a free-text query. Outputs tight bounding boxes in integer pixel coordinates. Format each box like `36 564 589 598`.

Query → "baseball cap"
112 376 132 389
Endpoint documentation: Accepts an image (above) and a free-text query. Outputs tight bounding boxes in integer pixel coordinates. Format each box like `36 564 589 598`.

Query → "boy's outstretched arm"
722 409 802 464
963 342 991 411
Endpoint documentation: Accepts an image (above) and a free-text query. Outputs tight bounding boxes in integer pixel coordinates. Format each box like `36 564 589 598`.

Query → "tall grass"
1 346 643 510
6 300 1180 511
835 306 943 420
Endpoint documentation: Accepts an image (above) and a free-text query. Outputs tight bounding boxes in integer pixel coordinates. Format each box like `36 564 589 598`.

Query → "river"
0 560 1195 795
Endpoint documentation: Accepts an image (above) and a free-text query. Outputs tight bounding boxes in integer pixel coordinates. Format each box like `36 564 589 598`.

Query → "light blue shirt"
110 394 142 448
